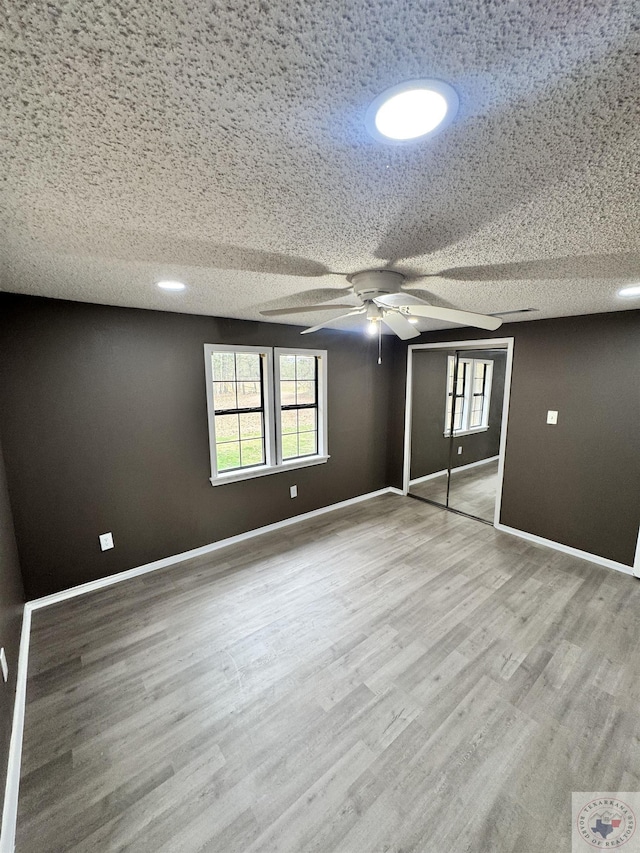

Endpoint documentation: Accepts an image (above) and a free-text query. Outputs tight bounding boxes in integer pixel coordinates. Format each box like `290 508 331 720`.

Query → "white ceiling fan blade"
374 292 430 308
396 305 503 331
261 304 356 316
300 310 365 335
381 311 421 340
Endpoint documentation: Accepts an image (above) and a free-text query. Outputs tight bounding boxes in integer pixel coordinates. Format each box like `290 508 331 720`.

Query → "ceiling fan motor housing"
348 269 405 301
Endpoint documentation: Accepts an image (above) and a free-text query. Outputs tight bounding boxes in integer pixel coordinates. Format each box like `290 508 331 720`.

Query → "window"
204 344 328 484
208 347 269 473
276 352 319 461
444 356 493 436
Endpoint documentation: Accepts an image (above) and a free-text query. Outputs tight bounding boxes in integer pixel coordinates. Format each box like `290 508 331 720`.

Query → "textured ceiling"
1 0 639 333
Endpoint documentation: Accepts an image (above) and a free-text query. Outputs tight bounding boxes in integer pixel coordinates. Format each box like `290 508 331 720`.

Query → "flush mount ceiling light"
157 280 186 291
618 284 640 298
365 79 459 144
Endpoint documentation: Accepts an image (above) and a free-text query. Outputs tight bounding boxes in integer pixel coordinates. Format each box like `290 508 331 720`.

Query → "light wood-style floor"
410 459 499 521
17 494 640 852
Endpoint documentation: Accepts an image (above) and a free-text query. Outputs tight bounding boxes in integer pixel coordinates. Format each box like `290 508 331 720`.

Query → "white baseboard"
454 455 499 473
29 487 397 611
409 455 499 487
0 606 32 853
409 469 447 486
495 523 635 577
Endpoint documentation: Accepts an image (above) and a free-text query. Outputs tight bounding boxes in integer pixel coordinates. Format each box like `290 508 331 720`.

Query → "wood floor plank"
15 494 640 852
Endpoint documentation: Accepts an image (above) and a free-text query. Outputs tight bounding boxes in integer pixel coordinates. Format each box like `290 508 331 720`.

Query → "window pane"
236 381 261 410
453 397 464 431
281 410 297 435
235 353 261 382
215 414 239 442
280 381 297 405
282 433 298 459
470 409 482 427
296 381 316 405
298 408 316 432
447 358 455 394
240 439 264 467
212 352 236 382
298 431 317 456
217 441 240 471
473 363 485 394
296 356 315 380
452 361 467 399
279 355 296 380
212 382 237 411
239 411 263 440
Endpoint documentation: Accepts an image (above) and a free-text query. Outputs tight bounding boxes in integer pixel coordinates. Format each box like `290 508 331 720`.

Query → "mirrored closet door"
408 345 508 524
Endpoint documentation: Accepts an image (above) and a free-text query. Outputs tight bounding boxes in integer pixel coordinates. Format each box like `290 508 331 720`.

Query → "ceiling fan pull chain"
378 321 382 364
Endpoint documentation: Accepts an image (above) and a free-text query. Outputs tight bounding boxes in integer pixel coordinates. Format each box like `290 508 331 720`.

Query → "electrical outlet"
457 446 463 455
546 410 558 425
0 648 8 683
290 485 297 498
99 532 114 551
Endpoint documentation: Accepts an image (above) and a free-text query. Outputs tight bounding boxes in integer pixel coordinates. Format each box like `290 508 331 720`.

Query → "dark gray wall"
0 432 24 821
1 297 638 603
0 294 393 598
385 338 408 489
392 311 640 567
410 349 506 480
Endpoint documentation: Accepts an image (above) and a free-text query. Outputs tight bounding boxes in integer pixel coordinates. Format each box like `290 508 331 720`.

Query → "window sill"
210 455 330 487
443 426 490 438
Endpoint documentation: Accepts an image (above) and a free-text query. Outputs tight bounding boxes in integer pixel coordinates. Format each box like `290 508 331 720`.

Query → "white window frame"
274 347 328 466
204 344 329 486
444 356 494 437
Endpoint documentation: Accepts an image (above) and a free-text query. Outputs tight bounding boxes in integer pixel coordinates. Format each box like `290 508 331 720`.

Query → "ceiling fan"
260 269 503 339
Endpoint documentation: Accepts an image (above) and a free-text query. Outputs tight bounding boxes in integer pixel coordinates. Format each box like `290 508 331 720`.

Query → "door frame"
402 337 515 528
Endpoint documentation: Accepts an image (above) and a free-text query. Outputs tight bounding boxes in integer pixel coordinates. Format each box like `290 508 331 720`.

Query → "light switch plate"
0 648 8 683
290 485 298 498
99 532 114 551
547 410 558 425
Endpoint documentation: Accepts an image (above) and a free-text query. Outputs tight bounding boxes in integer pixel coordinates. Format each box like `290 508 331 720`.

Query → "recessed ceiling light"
618 284 640 298
365 79 459 144
157 280 186 291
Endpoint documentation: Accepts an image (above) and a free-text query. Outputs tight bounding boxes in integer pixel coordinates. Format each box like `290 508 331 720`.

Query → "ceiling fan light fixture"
408 317 419 324
618 284 640 298
157 280 186 291
365 79 459 144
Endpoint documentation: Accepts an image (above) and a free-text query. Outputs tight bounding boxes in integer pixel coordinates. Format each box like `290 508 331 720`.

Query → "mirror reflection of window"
444 356 493 437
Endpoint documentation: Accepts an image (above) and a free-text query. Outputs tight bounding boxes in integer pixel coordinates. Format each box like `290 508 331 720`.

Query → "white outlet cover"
547 410 558 425
0 648 8 683
99 532 114 551
457 446 463 454
290 485 297 498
